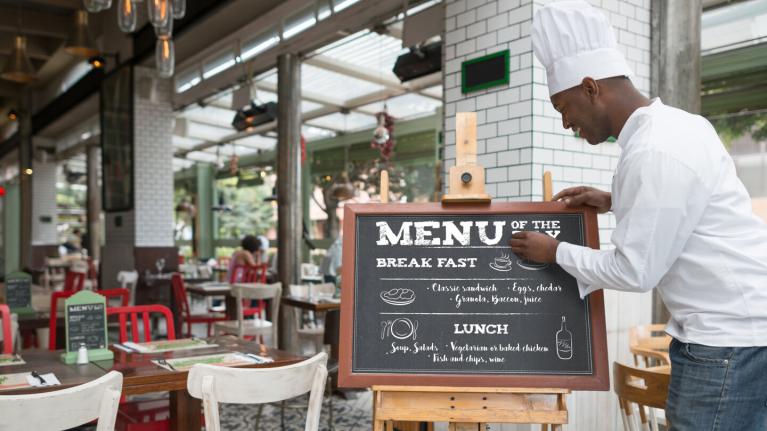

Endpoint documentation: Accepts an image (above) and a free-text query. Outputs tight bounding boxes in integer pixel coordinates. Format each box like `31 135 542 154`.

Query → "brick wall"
133 66 175 247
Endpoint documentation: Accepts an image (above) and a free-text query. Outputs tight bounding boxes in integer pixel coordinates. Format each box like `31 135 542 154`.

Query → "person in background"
227 234 261 282
62 228 83 254
320 234 342 285
510 2 767 429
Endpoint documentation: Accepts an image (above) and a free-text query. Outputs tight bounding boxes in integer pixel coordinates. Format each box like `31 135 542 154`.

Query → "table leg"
225 295 238 321
170 389 201 431
169 284 183 337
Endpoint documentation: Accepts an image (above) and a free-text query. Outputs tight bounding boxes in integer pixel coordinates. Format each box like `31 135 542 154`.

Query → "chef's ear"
580 77 599 103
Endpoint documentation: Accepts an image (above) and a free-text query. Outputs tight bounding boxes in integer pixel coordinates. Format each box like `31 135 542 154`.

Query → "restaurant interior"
0 0 765 430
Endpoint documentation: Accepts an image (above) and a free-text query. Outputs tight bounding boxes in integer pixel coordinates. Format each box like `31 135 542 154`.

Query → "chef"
509 1 767 429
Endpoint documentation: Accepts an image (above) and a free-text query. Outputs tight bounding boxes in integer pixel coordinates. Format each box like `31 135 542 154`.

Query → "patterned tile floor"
219 390 373 431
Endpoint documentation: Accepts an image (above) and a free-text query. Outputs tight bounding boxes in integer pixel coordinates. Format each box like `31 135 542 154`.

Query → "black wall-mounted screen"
462 51 509 93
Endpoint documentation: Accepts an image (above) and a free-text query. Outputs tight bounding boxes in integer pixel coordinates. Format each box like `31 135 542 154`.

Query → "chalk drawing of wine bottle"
556 316 573 360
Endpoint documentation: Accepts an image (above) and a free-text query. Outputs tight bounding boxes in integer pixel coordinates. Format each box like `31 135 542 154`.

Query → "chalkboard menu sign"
3 272 32 312
61 291 113 364
339 202 608 390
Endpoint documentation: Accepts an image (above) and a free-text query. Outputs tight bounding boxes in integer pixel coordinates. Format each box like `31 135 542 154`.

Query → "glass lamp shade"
117 0 137 33
173 0 186 19
65 10 100 57
83 0 111 12
153 11 173 38
147 0 170 28
1 36 36 84
155 38 175 78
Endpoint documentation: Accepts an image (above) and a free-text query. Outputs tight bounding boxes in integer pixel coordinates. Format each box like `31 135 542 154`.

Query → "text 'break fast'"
377 257 478 268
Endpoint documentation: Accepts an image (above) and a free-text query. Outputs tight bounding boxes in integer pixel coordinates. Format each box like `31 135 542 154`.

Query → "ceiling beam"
305 54 441 101
0 5 71 39
18 0 81 10
173 0 409 109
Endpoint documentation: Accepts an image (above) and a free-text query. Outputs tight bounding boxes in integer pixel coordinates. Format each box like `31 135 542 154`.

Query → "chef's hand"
509 232 559 264
553 186 612 214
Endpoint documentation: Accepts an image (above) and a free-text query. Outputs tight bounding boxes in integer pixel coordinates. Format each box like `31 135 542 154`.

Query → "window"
203 50 237 79
283 6 317 39
241 29 280 61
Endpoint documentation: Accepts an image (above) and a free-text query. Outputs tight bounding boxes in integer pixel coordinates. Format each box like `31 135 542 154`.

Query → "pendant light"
153 10 172 38
117 0 136 33
65 10 100 57
155 37 174 78
2 3 36 84
83 0 111 12
147 0 170 29
173 0 186 19
1 35 36 83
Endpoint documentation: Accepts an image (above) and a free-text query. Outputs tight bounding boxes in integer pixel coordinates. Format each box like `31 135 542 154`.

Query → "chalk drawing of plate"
390 318 418 340
380 288 415 306
489 262 513 272
516 260 549 271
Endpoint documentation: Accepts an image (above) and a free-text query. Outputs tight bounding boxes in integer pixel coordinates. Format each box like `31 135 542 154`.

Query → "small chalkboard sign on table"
3 272 33 314
61 291 113 364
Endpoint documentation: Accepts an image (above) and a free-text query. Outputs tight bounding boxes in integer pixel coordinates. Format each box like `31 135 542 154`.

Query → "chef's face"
550 78 611 145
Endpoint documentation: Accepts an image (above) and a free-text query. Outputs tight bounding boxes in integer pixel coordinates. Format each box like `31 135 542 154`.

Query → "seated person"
227 235 262 282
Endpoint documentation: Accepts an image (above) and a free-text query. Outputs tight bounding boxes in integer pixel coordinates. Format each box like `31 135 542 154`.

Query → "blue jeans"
666 338 767 430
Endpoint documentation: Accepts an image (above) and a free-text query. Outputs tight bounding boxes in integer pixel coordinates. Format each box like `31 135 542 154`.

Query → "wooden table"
186 282 237 320
0 338 303 430
282 295 341 312
95 336 303 430
0 350 107 395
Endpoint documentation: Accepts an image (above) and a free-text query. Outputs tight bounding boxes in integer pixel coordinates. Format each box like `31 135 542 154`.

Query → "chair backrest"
63 270 86 292
310 282 336 296
0 304 13 354
629 324 671 367
117 270 139 305
49 289 131 351
107 305 176 343
233 283 282 341
0 370 123 431
187 352 328 431
171 272 192 321
613 361 670 431
289 284 309 297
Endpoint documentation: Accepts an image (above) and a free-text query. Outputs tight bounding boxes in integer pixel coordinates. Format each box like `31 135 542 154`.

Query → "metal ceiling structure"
171 1 444 172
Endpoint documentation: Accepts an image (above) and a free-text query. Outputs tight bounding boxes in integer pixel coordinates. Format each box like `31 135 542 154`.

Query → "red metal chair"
106 305 176 343
48 288 131 351
106 304 175 431
63 270 86 292
0 304 13 354
171 273 226 337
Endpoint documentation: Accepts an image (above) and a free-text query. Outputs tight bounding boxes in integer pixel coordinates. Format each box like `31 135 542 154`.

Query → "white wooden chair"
0 371 123 431
187 352 328 431
117 270 139 305
290 283 336 354
213 282 282 346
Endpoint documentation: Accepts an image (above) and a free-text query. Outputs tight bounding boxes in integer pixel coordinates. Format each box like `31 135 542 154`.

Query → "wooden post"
86 144 102 262
442 112 491 203
380 170 389 204
277 52 302 351
543 171 553 202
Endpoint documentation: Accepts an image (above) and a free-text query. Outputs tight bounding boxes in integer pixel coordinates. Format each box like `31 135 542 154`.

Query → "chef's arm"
556 151 711 298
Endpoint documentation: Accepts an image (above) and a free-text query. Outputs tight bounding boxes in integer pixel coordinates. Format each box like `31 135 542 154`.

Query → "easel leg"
373 420 385 431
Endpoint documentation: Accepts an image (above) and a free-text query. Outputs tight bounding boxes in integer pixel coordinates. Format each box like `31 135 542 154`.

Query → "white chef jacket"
556 99 767 347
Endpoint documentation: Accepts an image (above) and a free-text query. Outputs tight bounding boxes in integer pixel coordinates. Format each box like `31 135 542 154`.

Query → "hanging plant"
371 110 395 161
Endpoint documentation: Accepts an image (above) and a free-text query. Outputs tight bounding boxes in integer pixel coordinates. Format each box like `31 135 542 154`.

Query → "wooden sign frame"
338 201 608 390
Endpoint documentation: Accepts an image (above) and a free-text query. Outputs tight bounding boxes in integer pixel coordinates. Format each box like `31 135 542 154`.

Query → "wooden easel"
372 113 568 431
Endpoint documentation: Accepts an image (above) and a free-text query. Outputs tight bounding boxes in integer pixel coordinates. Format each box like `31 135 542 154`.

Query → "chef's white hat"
532 0 633 96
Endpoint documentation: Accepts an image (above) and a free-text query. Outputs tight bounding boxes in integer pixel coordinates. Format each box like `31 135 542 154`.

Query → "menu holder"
3 271 34 314
61 291 114 364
